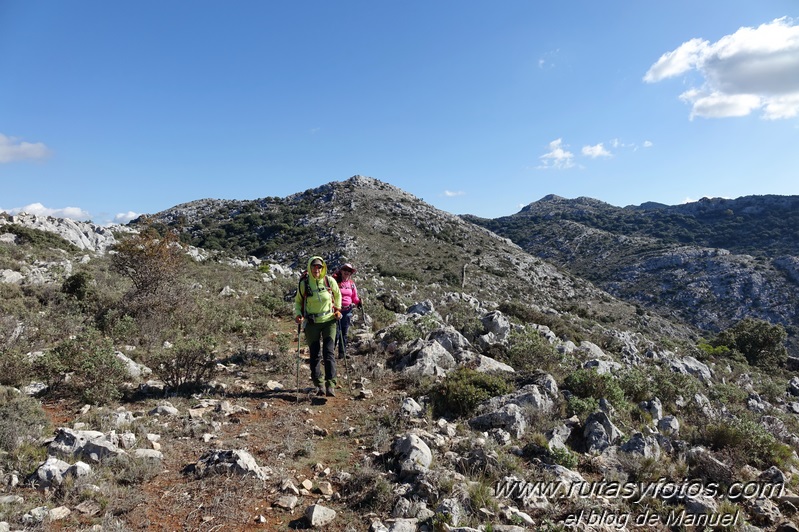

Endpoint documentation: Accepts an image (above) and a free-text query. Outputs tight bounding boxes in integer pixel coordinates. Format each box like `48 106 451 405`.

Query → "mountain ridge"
466 192 799 352
136 175 691 344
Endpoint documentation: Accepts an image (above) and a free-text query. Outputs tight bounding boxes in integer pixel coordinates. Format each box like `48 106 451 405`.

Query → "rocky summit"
1 176 798 531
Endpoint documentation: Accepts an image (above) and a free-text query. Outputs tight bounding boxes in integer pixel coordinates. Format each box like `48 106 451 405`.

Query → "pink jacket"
338 279 360 309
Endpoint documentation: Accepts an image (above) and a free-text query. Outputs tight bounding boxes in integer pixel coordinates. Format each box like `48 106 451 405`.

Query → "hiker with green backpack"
294 256 342 397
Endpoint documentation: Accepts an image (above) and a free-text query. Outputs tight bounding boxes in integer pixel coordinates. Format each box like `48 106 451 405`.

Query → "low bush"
0 386 51 453
550 446 579 469
499 301 584 343
502 328 560 375
104 454 162 486
699 416 794 470
146 336 218 392
431 367 514 418
384 321 422 344
368 302 397 332
36 329 128 405
341 465 394 513
0 349 33 388
2 225 78 252
439 300 483 342
617 367 650 404
565 395 599 420
62 271 95 301
563 368 625 406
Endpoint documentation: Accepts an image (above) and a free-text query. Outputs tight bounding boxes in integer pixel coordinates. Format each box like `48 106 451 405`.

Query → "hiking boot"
315 386 325 396
325 386 335 397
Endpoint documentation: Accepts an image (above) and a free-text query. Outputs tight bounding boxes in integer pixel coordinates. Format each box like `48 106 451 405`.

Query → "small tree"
714 318 788 370
111 229 185 302
110 229 187 344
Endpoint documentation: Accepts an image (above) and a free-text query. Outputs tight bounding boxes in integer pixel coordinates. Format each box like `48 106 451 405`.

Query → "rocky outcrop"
0 212 123 252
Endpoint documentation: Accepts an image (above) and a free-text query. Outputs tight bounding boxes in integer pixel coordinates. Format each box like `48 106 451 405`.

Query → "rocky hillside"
465 194 799 354
139 175 696 346
2 177 799 531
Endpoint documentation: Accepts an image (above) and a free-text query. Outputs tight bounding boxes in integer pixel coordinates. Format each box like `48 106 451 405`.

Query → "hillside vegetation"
0 177 798 531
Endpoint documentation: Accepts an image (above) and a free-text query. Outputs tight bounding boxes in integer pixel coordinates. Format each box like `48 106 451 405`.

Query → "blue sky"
1 1 798 225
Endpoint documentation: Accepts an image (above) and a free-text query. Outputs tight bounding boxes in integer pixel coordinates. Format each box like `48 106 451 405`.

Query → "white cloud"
0 134 51 163
443 190 465 197
582 143 612 158
538 138 575 169
644 38 709 82
644 17 799 119
680 90 761 119
114 211 140 223
611 138 652 151
2 202 90 220
537 49 559 69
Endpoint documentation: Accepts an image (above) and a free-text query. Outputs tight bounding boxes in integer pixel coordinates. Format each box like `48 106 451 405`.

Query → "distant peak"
540 194 566 202
346 175 378 185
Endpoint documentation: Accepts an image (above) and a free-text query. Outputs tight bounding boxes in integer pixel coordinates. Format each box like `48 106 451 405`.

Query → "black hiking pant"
305 319 337 388
337 307 353 358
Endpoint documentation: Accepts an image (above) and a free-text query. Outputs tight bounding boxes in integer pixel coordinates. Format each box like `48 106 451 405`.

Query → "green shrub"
2 225 78 252
696 340 733 360
699 416 794 470
104 454 162 486
502 329 559 374
385 321 422 344
439 301 483 341
108 313 139 344
368 302 396 332
499 301 584 343
0 349 33 387
566 395 599 419
466 479 499 515
341 466 394 512
617 366 650 404
431 367 514 418
40 329 129 405
62 271 95 301
714 318 788 370
146 336 218 392
563 368 625 406
550 446 578 469
708 383 748 406
648 366 701 407
0 386 50 452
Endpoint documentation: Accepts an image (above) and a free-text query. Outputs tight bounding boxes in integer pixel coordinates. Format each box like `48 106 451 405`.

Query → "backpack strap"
300 273 334 318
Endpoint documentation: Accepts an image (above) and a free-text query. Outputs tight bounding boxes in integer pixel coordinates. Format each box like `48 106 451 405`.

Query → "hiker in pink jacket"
332 263 362 359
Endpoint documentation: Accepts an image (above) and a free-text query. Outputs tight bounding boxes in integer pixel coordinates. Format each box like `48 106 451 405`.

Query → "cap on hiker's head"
341 263 357 273
311 259 323 267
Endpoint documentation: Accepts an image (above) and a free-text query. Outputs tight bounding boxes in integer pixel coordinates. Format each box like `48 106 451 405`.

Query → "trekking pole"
336 319 350 389
295 321 302 403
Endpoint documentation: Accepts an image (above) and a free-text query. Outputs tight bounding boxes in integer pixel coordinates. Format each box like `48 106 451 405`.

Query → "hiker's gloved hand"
334 310 342 320
295 315 304 324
